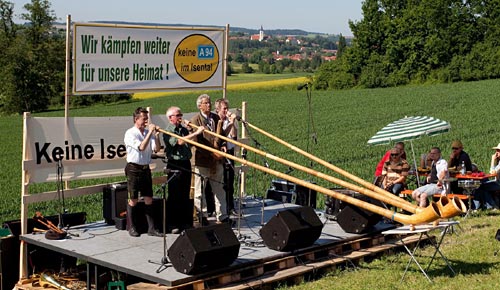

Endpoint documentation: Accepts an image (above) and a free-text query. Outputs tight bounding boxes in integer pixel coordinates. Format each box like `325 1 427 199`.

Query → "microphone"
297 83 309 91
163 168 181 174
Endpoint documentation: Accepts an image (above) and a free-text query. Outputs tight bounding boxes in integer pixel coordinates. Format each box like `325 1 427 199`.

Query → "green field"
3 79 500 222
2 79 500 288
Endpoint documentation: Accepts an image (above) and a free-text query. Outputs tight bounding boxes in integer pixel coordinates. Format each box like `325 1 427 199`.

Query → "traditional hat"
492 143 500 150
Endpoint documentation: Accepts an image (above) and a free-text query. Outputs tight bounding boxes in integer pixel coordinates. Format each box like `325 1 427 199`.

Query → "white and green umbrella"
368 116 451 146
368 116 451 186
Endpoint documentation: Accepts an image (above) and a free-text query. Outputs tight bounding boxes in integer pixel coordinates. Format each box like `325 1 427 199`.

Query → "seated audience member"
448 140 472 193
472 144 500 211
412 147 449 207
381 147 409 195
374 142 407 184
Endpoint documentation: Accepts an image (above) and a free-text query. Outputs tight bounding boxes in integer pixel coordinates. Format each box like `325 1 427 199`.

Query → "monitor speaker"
260 207 323 252
168 223 240 275
336 194 383 234
103 183 128 225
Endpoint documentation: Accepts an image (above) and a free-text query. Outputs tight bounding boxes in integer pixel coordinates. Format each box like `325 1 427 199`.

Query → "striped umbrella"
368 116 451 186
368 116 451 146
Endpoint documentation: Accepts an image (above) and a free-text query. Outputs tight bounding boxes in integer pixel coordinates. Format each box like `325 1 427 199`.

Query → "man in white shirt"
124 107 162 237
412 147 449 207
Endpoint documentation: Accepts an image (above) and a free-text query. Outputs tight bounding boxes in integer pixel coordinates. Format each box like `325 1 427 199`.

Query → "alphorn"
184 122 466 218
239 120 419 208
159 128 452 227
234 118 467 218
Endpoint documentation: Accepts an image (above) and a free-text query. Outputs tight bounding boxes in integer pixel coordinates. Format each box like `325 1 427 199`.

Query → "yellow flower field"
133 76 309 99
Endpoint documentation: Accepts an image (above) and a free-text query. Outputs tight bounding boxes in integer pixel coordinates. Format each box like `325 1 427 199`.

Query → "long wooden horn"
159 128 451 227
237 120 466 218
185 122 465 219
186 122 417 213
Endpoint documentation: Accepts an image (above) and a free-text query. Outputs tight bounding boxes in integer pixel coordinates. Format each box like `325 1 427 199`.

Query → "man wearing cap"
448 140 472 193
412 147 449 207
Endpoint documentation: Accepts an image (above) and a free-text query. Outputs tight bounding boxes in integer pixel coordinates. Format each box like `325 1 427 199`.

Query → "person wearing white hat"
470 144 500 211
491 143 500 175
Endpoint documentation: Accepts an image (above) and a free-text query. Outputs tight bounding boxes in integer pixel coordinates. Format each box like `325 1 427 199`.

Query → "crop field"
2 79 500 224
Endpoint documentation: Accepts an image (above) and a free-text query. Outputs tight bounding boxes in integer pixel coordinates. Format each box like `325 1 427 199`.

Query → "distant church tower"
259 25 264 41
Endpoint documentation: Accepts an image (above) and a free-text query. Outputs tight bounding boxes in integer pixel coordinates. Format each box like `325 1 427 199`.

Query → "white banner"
23 113 198 184
73 23 225 94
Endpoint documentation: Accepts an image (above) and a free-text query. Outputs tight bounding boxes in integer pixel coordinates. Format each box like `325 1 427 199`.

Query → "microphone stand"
148 170 179 273
189 169 208 227
56 160 66 229
235 165 245 239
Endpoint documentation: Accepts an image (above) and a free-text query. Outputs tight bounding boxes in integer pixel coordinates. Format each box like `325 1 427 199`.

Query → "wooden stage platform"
19 198 425 289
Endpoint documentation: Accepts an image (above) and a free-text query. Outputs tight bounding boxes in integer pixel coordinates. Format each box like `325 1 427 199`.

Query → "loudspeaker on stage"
168 223 240 275
260 206 323 252
334 191 384 234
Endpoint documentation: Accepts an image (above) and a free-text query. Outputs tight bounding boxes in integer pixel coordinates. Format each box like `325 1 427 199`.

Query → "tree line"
0 0 130 115
313 0 500 90
3 0 500 114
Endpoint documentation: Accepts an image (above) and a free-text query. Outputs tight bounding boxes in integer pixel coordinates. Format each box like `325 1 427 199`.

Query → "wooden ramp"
18 199 432 290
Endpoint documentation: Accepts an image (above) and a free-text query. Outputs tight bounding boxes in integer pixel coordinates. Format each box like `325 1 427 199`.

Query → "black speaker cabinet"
267 179 317 208
168 223 240 275
336 193 383 234
260 207 323 252
324 188 358 220
103 183 128 225
1 236 19 290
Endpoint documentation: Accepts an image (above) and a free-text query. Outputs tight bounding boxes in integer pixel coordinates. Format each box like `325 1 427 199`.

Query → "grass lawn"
2 78 500 288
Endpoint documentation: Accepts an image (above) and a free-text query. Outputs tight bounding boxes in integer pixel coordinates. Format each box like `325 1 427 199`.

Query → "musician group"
124 94 238 237
124 93 500 237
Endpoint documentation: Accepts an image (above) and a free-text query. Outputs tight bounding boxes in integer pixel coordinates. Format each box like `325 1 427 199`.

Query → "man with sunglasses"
448 140 472 193
412 147 449 207
381 148 409 196
162 106 204 233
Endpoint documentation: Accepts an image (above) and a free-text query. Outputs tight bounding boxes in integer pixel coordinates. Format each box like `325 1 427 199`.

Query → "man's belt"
128 163 149 170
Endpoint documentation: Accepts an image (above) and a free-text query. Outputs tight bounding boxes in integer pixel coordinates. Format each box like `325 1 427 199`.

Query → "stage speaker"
260 207 323 252
0 236 18 290
168 223 240 275
336 194 383 234
103 183 128 225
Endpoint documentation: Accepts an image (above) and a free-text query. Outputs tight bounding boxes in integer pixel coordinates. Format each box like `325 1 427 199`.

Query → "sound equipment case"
266 179 317 208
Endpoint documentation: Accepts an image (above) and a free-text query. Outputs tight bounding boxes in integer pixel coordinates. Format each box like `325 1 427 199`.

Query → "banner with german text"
73 23 225 94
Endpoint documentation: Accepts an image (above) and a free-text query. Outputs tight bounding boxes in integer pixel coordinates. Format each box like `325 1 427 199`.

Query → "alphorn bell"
159 128 448 227
185 122 465 218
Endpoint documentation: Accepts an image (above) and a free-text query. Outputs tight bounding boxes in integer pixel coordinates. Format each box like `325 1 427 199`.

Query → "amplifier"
103 183 128 225
267 179 317 208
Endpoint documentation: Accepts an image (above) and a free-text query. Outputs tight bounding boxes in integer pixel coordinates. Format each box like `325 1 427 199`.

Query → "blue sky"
11 0 363 36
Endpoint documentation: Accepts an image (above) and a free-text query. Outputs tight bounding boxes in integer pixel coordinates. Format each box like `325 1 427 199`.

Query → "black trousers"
224 149 235 212
166 159 192 229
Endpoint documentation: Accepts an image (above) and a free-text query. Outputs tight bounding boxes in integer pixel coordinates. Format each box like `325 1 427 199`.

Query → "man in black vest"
412 147 449 207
